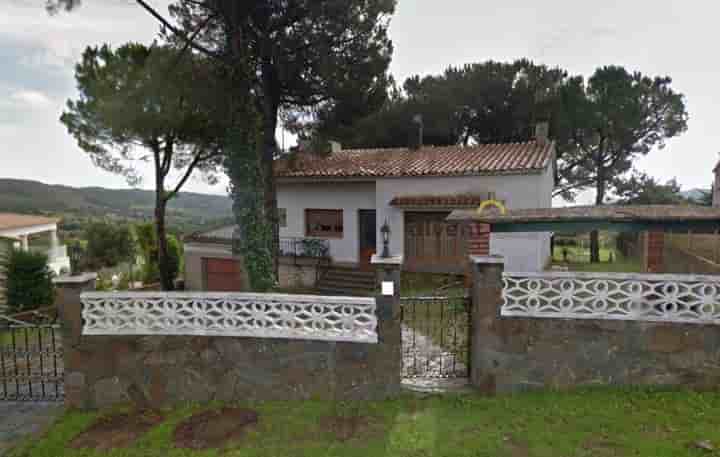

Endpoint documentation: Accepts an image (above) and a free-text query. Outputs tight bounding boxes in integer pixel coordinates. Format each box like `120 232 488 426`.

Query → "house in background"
0 214 70 274
275 126 555 274
185 126 555 293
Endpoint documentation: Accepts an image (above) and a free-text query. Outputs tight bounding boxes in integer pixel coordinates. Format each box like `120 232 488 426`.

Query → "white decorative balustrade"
502 272 720 325
81 292 378 343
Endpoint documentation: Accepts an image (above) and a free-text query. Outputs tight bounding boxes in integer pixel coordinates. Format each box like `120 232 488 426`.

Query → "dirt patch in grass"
319 415 380 442
69 410 164 450
173 407 259 450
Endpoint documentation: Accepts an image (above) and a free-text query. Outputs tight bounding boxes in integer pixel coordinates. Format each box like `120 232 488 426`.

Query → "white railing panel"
81 292 378 343
502 272 720 325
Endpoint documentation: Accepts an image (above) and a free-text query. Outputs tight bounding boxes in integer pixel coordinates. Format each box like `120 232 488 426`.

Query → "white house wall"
277 181 376 264
375 172 552 272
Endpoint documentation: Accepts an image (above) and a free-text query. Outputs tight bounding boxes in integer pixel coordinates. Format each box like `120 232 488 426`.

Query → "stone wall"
58 265 402 411
470 257 720 394
278 256 322 289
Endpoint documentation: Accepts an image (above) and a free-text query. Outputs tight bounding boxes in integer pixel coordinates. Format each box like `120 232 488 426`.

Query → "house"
0 213 70 274
274 127 555 274
0 213 71 306
184 127 555 291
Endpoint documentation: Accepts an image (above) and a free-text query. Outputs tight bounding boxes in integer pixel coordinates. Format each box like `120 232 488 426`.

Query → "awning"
447 205 720 233
390 194 501 209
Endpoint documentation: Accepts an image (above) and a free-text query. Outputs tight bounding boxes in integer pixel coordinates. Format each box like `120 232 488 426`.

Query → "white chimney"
535 122 550 145
329 141 342 154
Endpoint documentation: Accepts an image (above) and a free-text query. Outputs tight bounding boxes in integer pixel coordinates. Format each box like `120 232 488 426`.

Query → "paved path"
401 324 470 393
0 402 62 455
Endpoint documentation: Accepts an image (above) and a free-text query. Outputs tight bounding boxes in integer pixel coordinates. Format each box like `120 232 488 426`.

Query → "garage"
404 211 468 274
204 258 244 291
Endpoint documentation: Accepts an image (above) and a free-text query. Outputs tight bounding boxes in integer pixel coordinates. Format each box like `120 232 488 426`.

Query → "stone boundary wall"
470 256 720 394
278 256 323 289
57 265 402 410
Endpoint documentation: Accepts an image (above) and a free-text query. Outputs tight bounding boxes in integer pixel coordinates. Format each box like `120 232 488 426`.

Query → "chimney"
535 122 550 145
329 141 342 154
409 114 424 150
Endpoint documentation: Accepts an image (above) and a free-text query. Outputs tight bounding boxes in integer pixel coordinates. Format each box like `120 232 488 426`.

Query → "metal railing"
29 245 68 261
279 237 330 259
400 295 471 379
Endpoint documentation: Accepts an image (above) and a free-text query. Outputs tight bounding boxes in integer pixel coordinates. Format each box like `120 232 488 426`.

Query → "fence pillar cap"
371 254 404 266
470 255 505 265
53 273 98 285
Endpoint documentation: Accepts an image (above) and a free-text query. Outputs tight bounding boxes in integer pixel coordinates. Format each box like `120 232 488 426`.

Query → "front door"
358 210 377 271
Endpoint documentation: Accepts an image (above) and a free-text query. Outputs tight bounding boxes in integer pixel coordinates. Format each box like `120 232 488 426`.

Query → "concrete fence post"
371 254 403 395
469 255 505 394
53 273 97 346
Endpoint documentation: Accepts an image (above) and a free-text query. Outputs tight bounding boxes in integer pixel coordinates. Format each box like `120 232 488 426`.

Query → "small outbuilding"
448 204 720 273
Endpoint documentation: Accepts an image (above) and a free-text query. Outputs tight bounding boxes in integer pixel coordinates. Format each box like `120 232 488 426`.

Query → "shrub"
3 249 55 312
134 223 183 285
84 222 135 270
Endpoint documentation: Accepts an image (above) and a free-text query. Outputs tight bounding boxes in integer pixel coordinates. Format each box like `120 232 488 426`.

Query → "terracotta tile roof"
275 141 553 179
390 194 504 209
185 225 235 245
0 213 59 232
448 205 720 224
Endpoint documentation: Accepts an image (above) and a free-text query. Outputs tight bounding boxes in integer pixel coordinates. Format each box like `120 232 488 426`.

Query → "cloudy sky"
1 0 718 201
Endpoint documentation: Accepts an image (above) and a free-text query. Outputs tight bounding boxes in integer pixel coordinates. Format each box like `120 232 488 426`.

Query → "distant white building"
0 213 70 305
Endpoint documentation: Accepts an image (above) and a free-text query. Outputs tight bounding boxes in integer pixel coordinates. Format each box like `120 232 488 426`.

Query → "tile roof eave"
276 167 547 181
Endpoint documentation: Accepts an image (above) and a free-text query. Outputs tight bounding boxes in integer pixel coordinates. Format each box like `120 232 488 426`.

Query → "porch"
0 213 70 275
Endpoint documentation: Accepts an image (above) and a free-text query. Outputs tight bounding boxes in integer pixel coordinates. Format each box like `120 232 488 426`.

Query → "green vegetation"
135 223 183 285
83 222 135 271
552 246 643 273
11 388 720 457
2 249 55 312
0 178 232 233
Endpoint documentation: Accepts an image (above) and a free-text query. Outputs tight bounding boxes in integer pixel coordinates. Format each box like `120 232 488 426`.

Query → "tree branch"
167 153 204 200
134 0 222 62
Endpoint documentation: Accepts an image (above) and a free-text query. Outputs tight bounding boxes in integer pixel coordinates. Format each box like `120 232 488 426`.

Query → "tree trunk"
260 74 279 281
155 190 174 291
590 173 606 264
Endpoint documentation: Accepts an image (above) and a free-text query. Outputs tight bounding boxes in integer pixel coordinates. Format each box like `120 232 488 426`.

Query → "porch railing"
29 245 68 261
279 237 330 259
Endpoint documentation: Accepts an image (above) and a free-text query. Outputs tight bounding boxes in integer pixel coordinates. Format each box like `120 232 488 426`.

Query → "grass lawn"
552 247 643 273
10 388 720 457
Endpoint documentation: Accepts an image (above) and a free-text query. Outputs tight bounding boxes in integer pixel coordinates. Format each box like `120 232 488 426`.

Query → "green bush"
134 223 183 285
3 249 55 312
84 221 135 270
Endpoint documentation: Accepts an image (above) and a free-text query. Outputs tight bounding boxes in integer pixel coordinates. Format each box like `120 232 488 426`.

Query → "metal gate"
400 295 471 379
0 309 63 401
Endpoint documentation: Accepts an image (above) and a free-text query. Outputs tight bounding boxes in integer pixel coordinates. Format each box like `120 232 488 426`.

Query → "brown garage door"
405 212 468 274
204 258 244 291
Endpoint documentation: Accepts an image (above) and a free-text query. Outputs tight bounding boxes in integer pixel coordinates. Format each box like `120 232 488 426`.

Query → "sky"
1 0 718 201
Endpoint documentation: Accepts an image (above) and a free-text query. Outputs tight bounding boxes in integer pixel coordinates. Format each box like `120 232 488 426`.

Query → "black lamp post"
68 242 83 276
380 219 391 258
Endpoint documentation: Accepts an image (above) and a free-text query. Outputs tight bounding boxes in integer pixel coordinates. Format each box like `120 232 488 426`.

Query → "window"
306 209 343 238
278 208 287 228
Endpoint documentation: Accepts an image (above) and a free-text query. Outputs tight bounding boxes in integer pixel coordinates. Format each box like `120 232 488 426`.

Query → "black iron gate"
400 295 471 379
0 309 63 401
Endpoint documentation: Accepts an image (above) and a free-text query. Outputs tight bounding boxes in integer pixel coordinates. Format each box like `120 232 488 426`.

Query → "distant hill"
0 178 233 229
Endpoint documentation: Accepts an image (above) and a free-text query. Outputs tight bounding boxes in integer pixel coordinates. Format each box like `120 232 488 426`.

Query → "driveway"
0 402 62 455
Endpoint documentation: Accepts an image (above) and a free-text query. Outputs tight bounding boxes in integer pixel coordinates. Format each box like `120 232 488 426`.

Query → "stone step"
320 267 375 279
316 286 374 297
320 273 376 287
